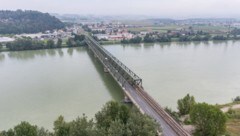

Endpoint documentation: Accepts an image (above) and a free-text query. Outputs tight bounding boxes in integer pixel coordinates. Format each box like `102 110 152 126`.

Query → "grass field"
127 24 231 35
227 119 240 136
226 108 240 136
127 25 184 33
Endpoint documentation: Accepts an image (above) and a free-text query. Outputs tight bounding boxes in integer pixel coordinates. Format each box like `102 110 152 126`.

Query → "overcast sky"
0 0 239 18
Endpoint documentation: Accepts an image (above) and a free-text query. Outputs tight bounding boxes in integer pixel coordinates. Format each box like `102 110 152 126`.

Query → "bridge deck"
84 34 191 136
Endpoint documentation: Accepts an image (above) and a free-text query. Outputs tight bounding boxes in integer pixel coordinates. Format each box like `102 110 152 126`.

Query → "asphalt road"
124 83 178 136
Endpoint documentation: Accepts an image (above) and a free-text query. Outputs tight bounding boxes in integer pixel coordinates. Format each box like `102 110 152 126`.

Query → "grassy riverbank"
226 109 240 136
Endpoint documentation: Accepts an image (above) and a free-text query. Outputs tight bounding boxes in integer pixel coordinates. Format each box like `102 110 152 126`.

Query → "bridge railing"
85 34 142 86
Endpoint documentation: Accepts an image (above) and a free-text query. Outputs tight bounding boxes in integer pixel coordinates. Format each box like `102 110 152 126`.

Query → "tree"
37 127 52 136
212 35 227 40
56 39 62 48
233 96 240 102
126 108 158 136
54 116 70 136
0 43 3 50
0 129 14 136
46 40 55 48
121 38 129 44
14 121 38 136
107 120 125 136
66 38 73 47
177 94 196 115
129 36 142 43
179 36 191 42
190 103 227 136
95 101 121 130
0 101 159 136
144 34 155 43
69 115 97 136
73 34 85 42
95 101 158 136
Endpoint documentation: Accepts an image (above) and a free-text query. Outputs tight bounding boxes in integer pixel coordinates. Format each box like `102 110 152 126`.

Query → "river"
0 41 240 130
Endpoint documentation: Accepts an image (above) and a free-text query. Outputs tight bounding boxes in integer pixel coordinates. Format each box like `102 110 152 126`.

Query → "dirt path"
221 104 240 112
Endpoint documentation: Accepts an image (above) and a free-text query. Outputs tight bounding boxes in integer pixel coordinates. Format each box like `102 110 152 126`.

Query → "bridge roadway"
84 34 191 136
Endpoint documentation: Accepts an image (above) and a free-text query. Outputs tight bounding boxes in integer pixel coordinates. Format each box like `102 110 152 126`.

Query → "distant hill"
0 10 65 34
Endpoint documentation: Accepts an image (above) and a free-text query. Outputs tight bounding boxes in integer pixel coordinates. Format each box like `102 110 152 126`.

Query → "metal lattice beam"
85 34 142 86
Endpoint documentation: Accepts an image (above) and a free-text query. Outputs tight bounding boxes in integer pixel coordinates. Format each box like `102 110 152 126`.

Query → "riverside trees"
177 94 196 116
0 101 159 136
174 94 227 136
5 38 64 51
190 103 227 136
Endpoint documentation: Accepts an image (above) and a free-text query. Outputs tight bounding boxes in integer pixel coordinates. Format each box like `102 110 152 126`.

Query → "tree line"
0 10 65 34
119 28 240 44
2 34 87 51
0 101 159 136
120 33 235 44
5 38 62 51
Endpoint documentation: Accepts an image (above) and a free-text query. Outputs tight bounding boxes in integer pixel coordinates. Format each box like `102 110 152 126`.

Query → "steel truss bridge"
85 34 191 136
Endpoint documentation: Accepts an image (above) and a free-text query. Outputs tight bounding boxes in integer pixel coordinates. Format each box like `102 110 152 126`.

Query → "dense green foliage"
119 31 235 45
177 94 196 115
5 38 62 51
0 122 38 136
212 35 228 40
233 96 240 102
226 108 240 119
95 101 158 136
66 34 86 47
143 34 155 43
190 103 227 136
231 28 240 36
0 10 65 34
121 36 142 44
0 101 158 136
143 33 171 43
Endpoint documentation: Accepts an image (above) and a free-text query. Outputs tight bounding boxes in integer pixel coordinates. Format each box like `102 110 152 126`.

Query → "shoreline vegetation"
117 33 240 45
0 101 159 136
164 95 240 136
0 34 85 52
1 34 240 52
1 95 240 136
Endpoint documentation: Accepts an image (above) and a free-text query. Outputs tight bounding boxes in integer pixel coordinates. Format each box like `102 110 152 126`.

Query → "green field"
127 24 232 35
226 108 240 136
127 25 184 33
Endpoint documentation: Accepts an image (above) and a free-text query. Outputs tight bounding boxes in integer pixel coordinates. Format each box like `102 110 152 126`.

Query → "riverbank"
99 38 240 45
1 36 239 52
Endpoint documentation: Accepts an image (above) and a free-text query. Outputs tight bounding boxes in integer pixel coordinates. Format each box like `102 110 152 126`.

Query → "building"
94 34 109 40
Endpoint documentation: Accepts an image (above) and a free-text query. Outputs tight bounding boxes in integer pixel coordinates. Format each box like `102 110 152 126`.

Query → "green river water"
0 41 240 130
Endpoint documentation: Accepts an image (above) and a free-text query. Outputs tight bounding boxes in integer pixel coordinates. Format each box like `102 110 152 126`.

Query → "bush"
190 103 227 136
177 94 196 116
233 96 240 102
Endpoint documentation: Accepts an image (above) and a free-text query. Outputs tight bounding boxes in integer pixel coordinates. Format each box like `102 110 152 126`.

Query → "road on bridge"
84 34 191 136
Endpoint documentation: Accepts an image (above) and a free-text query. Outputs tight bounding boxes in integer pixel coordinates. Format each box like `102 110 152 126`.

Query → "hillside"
0 10 65 34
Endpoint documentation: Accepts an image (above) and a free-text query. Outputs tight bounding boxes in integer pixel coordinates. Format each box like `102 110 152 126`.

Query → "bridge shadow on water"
86 49 124 102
